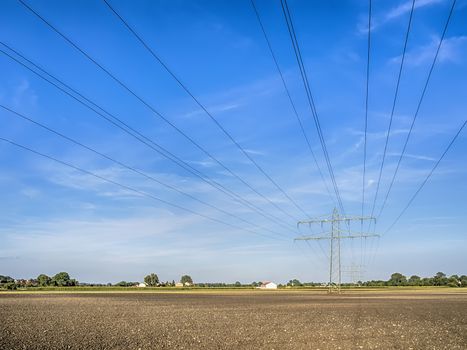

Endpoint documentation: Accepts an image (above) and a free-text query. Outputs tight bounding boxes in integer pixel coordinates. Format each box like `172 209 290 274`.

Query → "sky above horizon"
0 0 466 284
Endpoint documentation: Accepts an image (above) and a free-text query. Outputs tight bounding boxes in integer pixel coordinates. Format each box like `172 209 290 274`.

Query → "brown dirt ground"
0 291 466 349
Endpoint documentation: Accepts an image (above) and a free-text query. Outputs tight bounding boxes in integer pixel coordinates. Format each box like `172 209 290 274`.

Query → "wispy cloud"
177 73 284 123
349 128 410 142
358 0 446 34
182 102 241 119
20 187 40 198
187 159 218 168
386 0 445 21
42 164 143 199
11 79 38 108
391 36 467 67
243 148 266 156
0 213 289 282
386 152 436 161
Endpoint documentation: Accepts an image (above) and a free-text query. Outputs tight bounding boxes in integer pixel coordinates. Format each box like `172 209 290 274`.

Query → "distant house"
175 282 193 287
258 281 277 289
14 279 28 287
137 282 147 288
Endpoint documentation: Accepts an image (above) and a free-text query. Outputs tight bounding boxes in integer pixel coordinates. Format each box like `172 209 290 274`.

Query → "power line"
368 0 416 222
0 104 292 241
0 42 293 232
250 0 336 208
102 0 310 220
280 0 360 271
18 0 300 223
297 223 329 261
281 0 353 266
281 0 344 215
280 0 346 215
251 0 350 281
362 0 372 220
0 42 295 233
376 0 456 220
0 136 289 242
360 0 373 270
384 117 466 234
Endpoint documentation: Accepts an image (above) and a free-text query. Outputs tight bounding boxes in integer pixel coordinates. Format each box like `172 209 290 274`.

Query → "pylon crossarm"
339 231 379 239
338 215 375 222
298 216 375 225
297 219 331 225
294 236 330 241
335 229 380 236
338 234 379 239
295 233 379 240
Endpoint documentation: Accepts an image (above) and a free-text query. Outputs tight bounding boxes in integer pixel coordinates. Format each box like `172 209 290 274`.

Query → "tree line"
116 273 194 287
0 272 194 290
362 272 467 287
0 272 78 290
2 271 466 290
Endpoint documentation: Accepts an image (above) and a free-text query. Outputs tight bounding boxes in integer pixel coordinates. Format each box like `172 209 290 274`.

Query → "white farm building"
258 281 277 289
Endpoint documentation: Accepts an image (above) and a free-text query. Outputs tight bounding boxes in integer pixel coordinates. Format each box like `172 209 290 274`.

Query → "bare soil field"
1 290 466 349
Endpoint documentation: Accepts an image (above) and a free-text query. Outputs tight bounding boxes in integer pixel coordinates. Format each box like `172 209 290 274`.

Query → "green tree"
388 273 407 286
460 275 467 287
4 282 17 290
0 275 14 284
144 273 159 286
234 281 241 287
287 279 302 287
422 277 434 286
180 275 193 285
433 272 447 286
292 279 302 287
408 275 421 286
51 272 72 286
37 274 51 286
447 275 460 287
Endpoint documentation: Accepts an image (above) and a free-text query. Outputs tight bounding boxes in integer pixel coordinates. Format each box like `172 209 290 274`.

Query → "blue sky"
0 0 466 284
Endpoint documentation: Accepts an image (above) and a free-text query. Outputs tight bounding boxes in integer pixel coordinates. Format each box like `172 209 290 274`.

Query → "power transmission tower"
296 208 378 293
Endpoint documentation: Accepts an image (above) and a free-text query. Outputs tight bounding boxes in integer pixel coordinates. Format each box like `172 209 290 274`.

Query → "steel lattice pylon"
296 208 379 293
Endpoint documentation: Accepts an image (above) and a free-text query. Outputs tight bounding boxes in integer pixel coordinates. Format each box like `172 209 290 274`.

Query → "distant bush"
115 281 136 287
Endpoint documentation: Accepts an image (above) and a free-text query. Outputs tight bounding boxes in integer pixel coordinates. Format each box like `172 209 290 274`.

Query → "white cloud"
20 187 40 198
176 73 283 123
188 159 217 168
43 164 144 199
243 148 266 156
349 128 410 142
359 0 446 33
182 102 241 119
386 0 444 21
391 36 467 66
0 213 292 282
386 152 436 161
12 79 38 108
